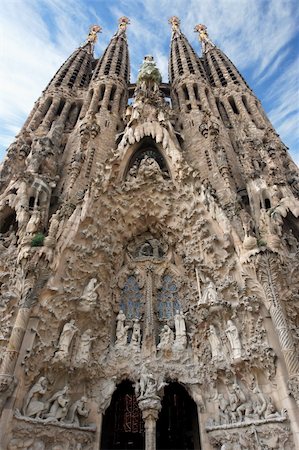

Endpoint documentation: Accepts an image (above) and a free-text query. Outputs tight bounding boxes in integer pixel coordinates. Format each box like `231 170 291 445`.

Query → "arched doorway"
156 383 201 450
101 380 144 450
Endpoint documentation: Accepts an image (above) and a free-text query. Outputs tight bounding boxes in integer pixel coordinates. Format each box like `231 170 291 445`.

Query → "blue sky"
0 0 298 164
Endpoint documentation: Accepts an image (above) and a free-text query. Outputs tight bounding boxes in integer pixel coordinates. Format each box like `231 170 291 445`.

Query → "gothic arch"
156 382 201 450
119 137 171 181
101 380 144 450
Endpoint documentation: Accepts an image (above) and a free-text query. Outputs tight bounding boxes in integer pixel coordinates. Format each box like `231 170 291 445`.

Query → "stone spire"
194 24 215 54
91 17 130 83
168 17 207 83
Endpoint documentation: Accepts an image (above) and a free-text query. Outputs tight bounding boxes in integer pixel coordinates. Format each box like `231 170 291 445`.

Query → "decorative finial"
194 24 215 53
84 25 102 53
168 16 181 38
115 16 130 37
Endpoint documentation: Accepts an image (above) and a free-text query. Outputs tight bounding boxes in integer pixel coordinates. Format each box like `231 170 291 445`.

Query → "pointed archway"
101 380 144 450
156 383 201 450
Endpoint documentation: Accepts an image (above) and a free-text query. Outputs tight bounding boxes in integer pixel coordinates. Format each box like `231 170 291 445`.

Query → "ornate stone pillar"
42 98 61 129
142 266 156 357
258 252 299 405
139 398 161 450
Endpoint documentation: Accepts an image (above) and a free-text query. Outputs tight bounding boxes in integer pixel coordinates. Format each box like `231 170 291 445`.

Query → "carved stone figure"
74 329 96 365
67 396 89 427
157 325 174 351
130 319 141 350
208 325 223 361
173 310 187 350
115 310 129 348
23 377 48 418
44 385 70 422
55 320 78 361
225 320 242 360
202 280 218 304
79 278 99 311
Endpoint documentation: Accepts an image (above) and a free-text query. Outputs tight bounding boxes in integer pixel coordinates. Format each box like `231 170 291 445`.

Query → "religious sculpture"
157 325 174 351
115 309 129 349
173 310 187 350
78 278 100 311
67 396 89 427
44 385 70 422
74 329 96 365
130 319 141 350
225 320 242 360
208 325 224 361
22 377 48 418
202 280 218 304
54 320 78 361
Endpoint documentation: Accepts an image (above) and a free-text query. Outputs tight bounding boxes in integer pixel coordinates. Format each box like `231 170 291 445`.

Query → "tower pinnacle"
194 23 215 53
168 16 181 38
114 16 130 38
84 24 102 53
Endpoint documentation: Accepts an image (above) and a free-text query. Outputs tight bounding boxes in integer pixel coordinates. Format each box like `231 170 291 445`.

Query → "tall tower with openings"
0 16 298 450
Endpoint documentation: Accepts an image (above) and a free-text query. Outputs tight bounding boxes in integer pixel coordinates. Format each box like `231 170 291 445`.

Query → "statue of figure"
137 55 162 92
23 377 48 418
194 24 215 53
202 280 218 304
217 393 230 425
138 156 162 179
79 278 100 311
139 370 158 399
67 396 89 427
74 329 96 365
173 310 187 350
44 385 70 422
225 320 242 360
115 310 129 348
157 325 174 351
208 325 223 361
130 319 141 350
55 320 78 360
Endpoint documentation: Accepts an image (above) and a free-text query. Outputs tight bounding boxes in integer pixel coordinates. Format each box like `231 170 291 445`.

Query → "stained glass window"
157 274 180 319
120 275 143 319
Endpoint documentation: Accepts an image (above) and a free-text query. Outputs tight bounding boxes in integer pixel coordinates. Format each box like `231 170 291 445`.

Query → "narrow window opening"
228 96 239 114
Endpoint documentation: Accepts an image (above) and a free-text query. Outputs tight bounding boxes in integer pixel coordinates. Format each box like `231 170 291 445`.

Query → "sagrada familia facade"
0 15 298 450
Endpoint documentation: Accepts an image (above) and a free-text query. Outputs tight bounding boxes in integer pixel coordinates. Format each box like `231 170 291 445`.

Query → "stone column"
142 266 156 357
258 252 299 405
139 398 161 450
42 98 61 129
93 411 103 450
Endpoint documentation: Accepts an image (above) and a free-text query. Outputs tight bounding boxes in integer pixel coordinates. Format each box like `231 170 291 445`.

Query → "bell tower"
0 16 298 450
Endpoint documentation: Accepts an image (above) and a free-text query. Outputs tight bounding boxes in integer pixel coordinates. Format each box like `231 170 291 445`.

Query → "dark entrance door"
101 380 144 450
156 383 201 450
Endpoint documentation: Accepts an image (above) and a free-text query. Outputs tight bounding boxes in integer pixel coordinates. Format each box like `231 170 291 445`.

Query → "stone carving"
54 320 78 361
225 320 242 360
173 310 187 350
157 325 174 351
74 329 96 365
0 375 17 414
96 377 117 413
130 319 141 350
78 278 100 312
22 377 48 418
44 385 70 422
201 280 218 304
67 396 89 427
208 325 224 361
115 310 129 349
